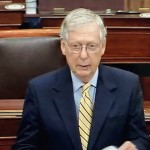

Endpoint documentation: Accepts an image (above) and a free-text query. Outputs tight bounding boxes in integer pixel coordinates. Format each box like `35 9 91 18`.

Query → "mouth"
78 65 90 70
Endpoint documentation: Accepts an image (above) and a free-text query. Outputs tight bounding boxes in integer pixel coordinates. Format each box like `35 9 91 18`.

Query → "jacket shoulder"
101 65 138 80
29 66 68 87
100 65 139 89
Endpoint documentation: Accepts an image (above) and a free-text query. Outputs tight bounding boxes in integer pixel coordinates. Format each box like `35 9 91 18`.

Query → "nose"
79 46 88 59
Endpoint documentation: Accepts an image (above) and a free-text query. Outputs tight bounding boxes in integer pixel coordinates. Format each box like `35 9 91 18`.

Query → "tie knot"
82 83 90 94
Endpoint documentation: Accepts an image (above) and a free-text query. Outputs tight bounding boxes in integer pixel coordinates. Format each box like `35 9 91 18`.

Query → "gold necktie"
79 83 93 150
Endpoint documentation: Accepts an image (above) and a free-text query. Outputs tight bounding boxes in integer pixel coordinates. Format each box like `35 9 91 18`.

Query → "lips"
78 65 90 69
79 64 89 67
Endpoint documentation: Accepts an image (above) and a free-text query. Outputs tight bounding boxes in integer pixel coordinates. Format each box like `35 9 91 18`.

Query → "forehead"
67 22 100 42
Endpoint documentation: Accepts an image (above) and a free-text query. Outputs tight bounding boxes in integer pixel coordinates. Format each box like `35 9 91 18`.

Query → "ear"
101 38 106 55
61 39 66 56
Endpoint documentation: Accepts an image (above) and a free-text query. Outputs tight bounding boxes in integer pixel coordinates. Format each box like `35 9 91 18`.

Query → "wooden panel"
40 17 63 28
0 100 23 149
0 28 60 37
12 0 25 2
127 0 150 11
40 15 150 28
0 12 23 24
103 16 150 27
0 99 23 110
0 137 16 150
38 0 124 12
0 119 21 137
0 3 25 29
0 0 25 3
0 25 22 30
0 100 23 137
103 28 150 63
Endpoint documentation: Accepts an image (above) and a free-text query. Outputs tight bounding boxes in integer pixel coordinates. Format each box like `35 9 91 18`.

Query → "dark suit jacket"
13 65 150 150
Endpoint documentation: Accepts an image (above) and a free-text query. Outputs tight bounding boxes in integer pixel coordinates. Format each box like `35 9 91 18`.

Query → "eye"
88 44 97 49
71 43 80 49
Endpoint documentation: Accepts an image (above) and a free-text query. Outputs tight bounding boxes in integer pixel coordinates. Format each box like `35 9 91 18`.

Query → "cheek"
65 53 78 66
91 54 102 65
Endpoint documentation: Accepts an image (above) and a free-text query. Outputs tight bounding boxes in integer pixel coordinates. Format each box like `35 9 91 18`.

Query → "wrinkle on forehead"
67 22 100 43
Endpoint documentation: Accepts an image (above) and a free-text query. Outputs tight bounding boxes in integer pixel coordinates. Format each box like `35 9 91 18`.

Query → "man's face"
61 22 106 82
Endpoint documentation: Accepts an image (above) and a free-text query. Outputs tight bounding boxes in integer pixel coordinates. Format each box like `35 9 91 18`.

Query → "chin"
76 71 92 80
77 70 90 75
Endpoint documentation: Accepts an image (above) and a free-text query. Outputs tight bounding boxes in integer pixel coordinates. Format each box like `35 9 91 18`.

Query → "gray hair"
60 8 107 43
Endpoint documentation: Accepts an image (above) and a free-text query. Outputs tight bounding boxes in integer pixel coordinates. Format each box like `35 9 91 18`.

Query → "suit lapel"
52 67 82 150
88 66 117 150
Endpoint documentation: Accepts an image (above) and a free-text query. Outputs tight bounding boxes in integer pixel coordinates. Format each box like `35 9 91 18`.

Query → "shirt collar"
71 68 99 92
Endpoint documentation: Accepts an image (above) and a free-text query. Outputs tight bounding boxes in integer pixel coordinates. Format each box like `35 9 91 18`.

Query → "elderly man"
13 8 150 150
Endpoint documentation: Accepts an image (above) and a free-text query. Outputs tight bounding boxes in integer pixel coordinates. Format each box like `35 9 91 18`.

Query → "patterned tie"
79 83 93 150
